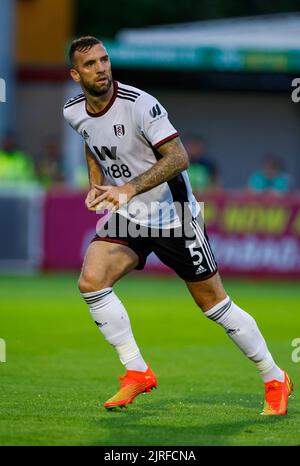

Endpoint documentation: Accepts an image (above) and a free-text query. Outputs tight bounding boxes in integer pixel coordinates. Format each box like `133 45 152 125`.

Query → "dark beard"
87 78 113 97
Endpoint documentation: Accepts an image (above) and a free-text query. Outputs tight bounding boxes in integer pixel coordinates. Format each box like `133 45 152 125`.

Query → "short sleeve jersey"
63 80 199 228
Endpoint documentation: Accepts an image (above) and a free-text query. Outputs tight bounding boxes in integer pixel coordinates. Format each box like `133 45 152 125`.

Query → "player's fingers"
85 196 95 209
85 189 97 204
97 198 119 212
95 200 113 213
86 201 99 211
89 192 108 207
110 204 119 212
94 184 109 191
85 196 95 207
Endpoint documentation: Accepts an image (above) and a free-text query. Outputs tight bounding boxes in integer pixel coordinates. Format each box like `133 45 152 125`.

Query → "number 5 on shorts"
188 241 203 266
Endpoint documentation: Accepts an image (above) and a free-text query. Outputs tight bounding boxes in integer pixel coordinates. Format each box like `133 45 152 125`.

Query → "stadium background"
0 0 299 447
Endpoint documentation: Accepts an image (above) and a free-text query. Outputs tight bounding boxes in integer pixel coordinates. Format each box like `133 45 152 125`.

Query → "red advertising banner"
43 190 104 269
43 190 300 278
204 191 300 278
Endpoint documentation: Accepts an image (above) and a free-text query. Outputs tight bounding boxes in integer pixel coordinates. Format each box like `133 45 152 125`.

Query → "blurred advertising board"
43 190 300 278
42 190 98 269
204 192 300 278
106 41 300 74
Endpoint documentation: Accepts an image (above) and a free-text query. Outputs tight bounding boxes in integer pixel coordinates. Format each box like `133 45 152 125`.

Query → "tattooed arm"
89 136 189 210
128 136 189 196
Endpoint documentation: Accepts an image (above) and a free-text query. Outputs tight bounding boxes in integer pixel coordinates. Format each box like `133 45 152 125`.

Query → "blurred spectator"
0 132 36 185
184 135 220 193
37 137 65 188
247 155 293 193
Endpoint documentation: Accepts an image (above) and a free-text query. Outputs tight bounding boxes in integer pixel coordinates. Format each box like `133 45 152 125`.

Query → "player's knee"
77 275 94 293
78 271 110 293
187 272 227 312
190 288 227 312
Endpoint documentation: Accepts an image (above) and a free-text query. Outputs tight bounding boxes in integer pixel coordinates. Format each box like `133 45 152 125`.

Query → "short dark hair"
69 36 102 66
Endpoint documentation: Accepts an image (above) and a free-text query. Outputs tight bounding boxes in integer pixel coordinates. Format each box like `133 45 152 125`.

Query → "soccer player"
63 36 293 414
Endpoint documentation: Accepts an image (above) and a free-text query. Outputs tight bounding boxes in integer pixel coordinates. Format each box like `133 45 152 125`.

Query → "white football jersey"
63 80 199 228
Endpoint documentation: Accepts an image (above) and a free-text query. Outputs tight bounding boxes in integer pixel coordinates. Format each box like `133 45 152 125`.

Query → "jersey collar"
85 80 118 118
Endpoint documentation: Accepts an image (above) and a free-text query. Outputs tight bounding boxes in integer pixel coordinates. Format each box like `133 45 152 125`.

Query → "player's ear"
70 67 80 83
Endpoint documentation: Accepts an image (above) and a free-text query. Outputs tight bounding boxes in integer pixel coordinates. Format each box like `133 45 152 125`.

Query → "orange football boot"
261 370 294 416
104 366 157 410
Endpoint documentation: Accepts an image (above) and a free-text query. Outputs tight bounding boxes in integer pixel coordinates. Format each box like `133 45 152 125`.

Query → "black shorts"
91 213 218 282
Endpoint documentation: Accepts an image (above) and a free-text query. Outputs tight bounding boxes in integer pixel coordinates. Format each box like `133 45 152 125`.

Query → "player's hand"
85 187 100 212
84 186 115 212
88 184 136 212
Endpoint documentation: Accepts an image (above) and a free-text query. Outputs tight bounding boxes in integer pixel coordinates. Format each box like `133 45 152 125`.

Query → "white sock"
81 288 147 372
205 296 284 382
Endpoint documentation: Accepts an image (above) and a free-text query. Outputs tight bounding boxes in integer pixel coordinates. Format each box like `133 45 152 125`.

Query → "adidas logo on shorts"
195 265 207 274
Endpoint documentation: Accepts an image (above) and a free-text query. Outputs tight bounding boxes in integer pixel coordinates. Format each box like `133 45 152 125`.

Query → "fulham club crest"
114 124 125 138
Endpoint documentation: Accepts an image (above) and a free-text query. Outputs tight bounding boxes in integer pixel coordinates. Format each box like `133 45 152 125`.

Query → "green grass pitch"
0 273 299 446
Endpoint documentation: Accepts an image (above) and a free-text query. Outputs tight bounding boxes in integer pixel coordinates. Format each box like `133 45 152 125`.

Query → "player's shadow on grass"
90 392 291 446
91 414 287 446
